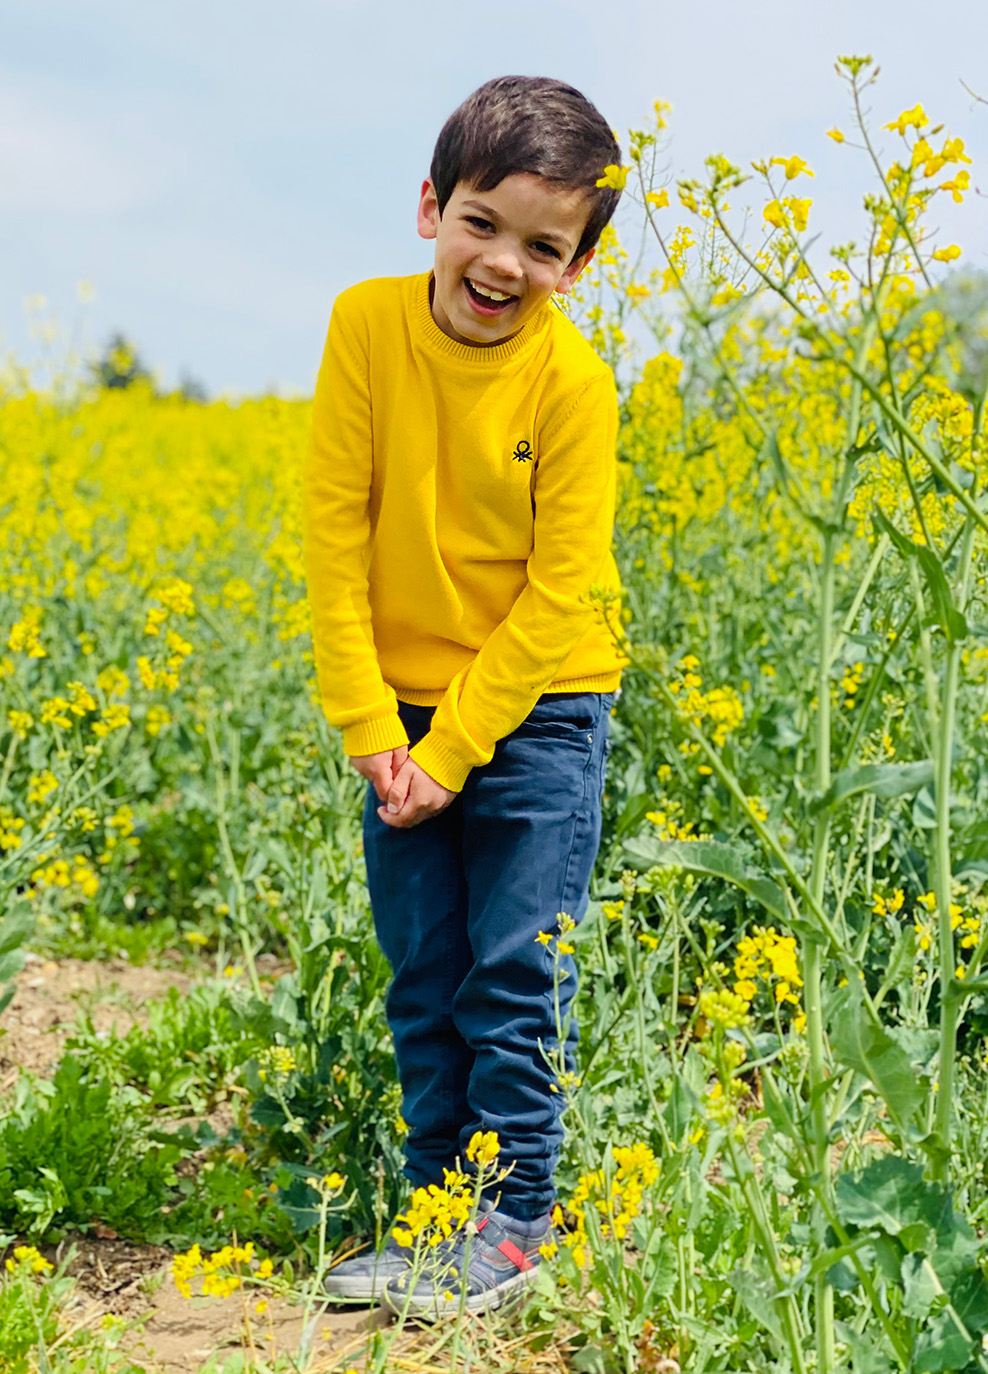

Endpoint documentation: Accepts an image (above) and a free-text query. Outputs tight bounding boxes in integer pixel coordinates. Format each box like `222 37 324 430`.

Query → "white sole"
383 1264 538 1320
323 1265 408 1302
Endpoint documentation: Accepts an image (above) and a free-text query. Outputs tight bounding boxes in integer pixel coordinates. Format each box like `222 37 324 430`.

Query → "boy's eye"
466 216 493 231
532 242 560 259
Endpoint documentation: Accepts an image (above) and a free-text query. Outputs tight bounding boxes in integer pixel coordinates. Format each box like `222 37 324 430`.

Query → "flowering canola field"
2 56 988 1374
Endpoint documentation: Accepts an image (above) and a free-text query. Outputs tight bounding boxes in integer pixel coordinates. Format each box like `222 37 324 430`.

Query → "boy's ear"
555 247 595 296
417 179 440 241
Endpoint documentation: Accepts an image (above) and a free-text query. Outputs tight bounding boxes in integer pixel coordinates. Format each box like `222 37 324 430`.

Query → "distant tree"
177 368 209 403
89 332 151 390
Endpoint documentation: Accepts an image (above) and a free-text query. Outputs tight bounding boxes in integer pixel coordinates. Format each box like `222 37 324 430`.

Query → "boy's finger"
377 794 428 828
392 744 409 773
378 804 422 829
385 765 413 815
369 762 393 801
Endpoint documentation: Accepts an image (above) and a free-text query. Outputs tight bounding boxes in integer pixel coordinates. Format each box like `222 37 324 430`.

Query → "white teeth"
469 280 513 302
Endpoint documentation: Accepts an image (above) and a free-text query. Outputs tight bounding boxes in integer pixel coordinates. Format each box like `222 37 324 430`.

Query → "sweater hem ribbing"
394 670 622 708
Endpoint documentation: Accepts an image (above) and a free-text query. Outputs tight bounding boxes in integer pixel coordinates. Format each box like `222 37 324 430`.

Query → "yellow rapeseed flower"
41 697 73 729
789 198 811 232
940 170 970 202
466 1129 500 1165
27 770 59 805
8 709 34 738
596 165 628 191
884 104 928 136
770 155 815 180
5 1245 52 1275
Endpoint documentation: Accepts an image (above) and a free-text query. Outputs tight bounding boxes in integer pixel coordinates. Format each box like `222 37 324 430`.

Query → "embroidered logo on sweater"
512 439 533 463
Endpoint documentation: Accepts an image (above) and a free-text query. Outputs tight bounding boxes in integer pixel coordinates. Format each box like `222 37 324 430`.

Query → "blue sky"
2 0 986 396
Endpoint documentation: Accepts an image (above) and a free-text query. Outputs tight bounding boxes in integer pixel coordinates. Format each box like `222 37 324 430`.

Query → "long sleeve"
408 370 620 792
302 300 408 756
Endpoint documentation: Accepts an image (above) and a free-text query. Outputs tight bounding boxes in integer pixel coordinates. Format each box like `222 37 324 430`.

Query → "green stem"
759 1064 911 1367
931 512 976 1180
204 711 263 1000
622 916 665 1124
807 528 836 1374
721 1127 808 1373
0 732 17 802
827 534 889 669
296 1187 332 1372
931 640 961 1178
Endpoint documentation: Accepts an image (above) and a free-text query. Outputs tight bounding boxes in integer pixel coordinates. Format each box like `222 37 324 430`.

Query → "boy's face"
417 173 596 347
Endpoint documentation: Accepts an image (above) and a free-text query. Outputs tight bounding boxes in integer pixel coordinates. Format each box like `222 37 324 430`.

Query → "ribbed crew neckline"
411 271 550 365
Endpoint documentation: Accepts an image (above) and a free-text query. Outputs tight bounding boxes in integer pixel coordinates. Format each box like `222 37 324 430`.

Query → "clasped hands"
351 745 457 828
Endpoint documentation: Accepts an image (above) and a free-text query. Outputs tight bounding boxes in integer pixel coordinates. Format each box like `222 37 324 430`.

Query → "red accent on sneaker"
496 1238 534 1271
476 1217 490 1232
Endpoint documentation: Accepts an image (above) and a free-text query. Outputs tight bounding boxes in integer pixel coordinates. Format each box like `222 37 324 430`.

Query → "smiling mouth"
464 278 517 314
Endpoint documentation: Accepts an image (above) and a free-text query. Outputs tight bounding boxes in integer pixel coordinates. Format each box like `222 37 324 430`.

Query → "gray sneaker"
382 1207 551 1319
323 1233 411 1301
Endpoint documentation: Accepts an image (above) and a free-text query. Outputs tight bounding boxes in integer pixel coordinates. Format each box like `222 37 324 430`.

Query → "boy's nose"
483 249 523 282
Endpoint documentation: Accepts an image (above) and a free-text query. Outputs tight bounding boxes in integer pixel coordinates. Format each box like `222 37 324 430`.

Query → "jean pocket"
515 693 600 745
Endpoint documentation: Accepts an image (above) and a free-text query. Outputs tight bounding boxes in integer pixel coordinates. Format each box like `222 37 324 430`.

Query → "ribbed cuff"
342 712 409 757
408 733 472 793
549 670 623 693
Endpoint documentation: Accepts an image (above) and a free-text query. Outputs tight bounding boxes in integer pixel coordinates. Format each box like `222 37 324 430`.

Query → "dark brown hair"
430 76 622 262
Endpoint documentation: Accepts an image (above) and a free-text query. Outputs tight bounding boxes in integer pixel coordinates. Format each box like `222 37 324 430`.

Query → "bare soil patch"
0 954 193 1089
48 1236 386 1373
129 1282 387 1373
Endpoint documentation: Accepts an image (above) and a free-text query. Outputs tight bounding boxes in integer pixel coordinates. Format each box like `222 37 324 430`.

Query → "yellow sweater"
302 271 624 792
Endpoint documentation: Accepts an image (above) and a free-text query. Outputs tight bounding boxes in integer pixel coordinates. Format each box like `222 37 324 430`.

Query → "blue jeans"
363 690 613 1220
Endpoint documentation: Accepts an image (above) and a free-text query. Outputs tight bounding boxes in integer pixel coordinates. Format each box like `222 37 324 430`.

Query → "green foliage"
0 1058 184 1241
0 908 32 1021
0 1248 148 1373
65 982 264 1113
832 1156 988 1372
237 917 405 1243
623 835 789 922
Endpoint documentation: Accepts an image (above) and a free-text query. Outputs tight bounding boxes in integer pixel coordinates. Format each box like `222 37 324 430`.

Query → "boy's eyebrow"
461 199 572 247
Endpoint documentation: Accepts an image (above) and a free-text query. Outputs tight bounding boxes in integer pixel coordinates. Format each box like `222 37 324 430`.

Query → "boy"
302 74 625 1317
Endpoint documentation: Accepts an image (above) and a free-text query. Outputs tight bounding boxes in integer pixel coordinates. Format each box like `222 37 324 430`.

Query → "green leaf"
949 1264 988 1336
915 545 968 643
0 909 33 958
635 1225 679 1303
571 1347 609 1374
761 430 793 497
726 1267 784 1343
622 837 788 921
830 998 924 1127
836 1156 947 1237
873 510 967 642
912 1312 975 1373
811 760 934 815
912 785 938 830
901 1252 939 1320
664 1078 701 1140
834 1322 893 1374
